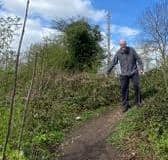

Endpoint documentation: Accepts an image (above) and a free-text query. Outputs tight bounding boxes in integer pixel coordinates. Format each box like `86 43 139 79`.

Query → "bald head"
119 39 127 48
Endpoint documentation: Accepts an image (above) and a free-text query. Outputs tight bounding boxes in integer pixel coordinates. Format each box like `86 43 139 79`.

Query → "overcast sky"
0 0 159 52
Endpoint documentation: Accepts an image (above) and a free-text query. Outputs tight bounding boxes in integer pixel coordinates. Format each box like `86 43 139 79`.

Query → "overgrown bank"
0 71 120 160
108 69 168 160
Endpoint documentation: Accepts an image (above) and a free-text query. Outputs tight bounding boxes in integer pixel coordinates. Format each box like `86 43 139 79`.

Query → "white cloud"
101 24 140 52
0 10 58 52
13 19 61 52
1 0 140 52
111 24 140 37
1 0 106 51
2 0 106 22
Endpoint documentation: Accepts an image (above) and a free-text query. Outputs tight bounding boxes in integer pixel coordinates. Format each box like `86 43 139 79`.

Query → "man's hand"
104 73 108 78
140 70 144 75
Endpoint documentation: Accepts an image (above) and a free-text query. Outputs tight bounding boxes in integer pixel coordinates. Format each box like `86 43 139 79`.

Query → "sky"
0 0 159 52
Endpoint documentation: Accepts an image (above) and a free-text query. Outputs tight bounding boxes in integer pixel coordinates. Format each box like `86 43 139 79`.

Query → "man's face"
120 42 127 49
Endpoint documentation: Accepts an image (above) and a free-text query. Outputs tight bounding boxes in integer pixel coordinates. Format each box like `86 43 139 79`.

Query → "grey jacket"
107 46 144 76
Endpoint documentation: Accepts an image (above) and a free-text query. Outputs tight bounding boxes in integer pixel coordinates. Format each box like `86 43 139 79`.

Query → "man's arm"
132 48 144 73
106 53 118 75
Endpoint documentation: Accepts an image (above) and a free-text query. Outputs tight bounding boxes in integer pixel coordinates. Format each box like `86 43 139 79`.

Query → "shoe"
122 105 131 113
127 105 131 109
136 103 143 108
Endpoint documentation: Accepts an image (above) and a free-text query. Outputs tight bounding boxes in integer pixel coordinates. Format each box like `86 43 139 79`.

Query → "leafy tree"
54 19 105 72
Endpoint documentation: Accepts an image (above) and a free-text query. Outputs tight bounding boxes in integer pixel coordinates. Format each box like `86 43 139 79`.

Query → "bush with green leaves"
26 19 104 74
64 19 105 72
0 72 119 160
21 73 120 159
0 150 28 160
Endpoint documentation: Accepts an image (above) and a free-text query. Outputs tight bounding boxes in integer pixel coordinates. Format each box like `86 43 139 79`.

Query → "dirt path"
58 107 132 160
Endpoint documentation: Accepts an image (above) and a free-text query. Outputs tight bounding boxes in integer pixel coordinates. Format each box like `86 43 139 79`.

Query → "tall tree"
54 19 104 72
65 20 104 72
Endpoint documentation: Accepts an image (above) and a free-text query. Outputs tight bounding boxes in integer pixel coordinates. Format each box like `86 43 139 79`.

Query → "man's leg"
131 73 142 106
120 75 130 111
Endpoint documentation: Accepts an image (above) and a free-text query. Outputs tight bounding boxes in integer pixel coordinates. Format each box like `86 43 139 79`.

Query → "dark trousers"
120 73 141 108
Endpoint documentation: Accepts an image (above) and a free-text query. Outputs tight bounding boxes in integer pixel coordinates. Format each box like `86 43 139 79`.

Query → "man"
106 39 144 112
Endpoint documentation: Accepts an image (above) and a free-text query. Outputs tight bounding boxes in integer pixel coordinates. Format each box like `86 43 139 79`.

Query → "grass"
107 107 157 159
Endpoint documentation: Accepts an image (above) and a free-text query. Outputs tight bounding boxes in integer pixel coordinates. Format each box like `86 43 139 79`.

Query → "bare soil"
57 107 139 160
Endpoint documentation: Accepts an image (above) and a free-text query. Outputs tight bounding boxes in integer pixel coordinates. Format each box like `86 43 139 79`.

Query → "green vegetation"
0 2 168 159
0 18 112 159
53 19 104 72
64 20 104 72
0 70 119 159
108 69 168 160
